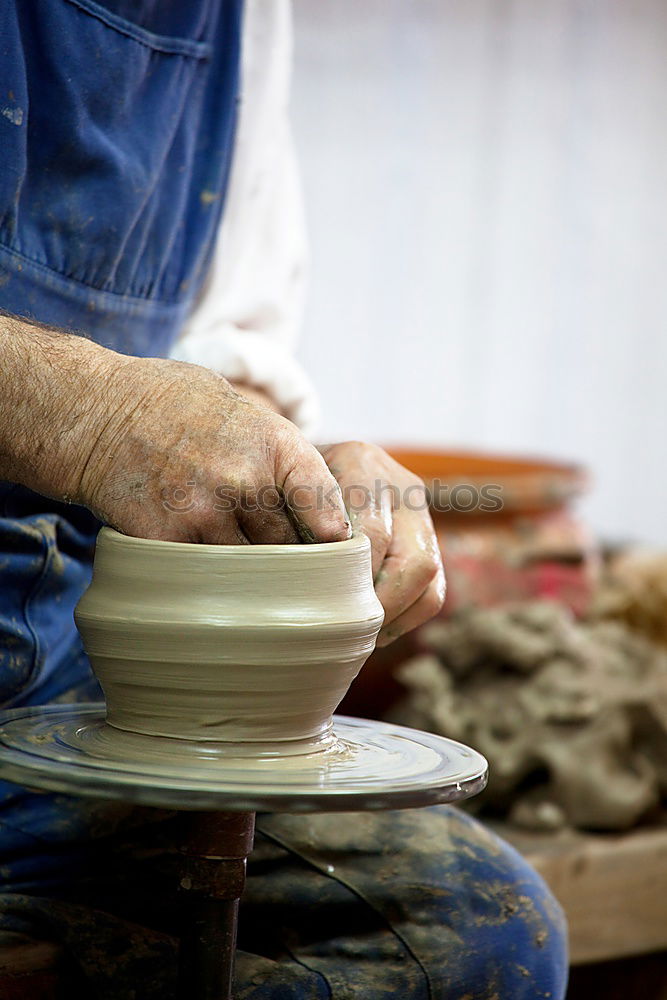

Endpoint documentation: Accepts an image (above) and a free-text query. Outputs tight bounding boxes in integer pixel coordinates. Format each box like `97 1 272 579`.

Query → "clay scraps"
389 566 667 832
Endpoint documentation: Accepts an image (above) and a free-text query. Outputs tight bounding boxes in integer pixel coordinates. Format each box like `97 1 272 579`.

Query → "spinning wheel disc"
0 704 487 813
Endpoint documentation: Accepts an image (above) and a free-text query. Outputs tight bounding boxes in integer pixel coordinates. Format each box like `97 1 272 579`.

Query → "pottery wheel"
0 704 487 813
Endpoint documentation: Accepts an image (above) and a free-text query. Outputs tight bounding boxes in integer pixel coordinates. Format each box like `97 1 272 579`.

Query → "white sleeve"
170 0 320 437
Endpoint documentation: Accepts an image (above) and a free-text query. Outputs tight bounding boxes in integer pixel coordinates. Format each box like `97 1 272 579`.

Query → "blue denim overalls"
0 0 243 709
0 3 568 997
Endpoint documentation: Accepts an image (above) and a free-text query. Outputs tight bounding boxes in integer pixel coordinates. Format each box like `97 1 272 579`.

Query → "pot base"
0 704 487 813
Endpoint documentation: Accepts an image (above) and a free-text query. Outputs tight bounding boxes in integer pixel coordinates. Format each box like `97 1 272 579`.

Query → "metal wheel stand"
177 811 256 1000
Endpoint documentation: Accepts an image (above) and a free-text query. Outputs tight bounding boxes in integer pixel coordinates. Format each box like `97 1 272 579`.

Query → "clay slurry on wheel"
0 705 488 812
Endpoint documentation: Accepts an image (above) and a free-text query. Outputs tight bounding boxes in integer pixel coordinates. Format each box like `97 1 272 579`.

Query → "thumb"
278 437 351 543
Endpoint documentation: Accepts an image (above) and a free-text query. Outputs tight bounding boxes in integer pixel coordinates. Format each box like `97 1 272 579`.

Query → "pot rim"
97 525 366 556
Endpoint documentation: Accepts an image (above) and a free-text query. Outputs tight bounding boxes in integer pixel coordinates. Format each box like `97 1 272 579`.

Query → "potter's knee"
500 865 568 1000
448 827 569 999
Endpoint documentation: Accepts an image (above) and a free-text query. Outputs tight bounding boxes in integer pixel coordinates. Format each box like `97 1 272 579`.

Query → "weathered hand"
319 442 445 645
74 356 351 545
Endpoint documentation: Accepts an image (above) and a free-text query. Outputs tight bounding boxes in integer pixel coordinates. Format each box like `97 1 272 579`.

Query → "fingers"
173 494 251 545
166 503 299 546
142 504 252 545
199 517 251 546
319 441 445 642
373 511 445 632
319 444 393 575
186 485 301 545
237 488 301 545
346 482 394 579
376 564 446 647
279 438 352 544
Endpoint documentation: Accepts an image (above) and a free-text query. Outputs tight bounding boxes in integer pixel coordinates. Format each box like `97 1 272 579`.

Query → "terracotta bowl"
75 528 384 751
386 447 587 518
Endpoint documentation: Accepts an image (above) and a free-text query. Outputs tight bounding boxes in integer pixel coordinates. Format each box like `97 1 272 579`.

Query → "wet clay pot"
75 528 384 751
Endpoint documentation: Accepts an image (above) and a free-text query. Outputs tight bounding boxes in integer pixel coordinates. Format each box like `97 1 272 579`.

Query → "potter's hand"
75 357 353 545
319 443 445 645
0 318 349 543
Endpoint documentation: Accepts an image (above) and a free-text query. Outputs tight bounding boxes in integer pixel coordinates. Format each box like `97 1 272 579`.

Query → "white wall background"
291 0 667 545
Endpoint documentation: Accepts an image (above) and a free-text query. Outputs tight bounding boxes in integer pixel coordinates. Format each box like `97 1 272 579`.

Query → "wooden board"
568 952 667 1000
494 820 667 965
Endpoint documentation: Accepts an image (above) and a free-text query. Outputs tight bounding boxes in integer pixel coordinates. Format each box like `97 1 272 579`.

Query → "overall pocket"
0 0 236 300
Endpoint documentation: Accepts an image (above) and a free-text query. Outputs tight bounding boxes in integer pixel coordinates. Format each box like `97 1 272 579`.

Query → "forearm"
0 314 129 501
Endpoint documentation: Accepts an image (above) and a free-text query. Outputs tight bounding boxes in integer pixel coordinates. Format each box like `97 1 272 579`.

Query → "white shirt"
170 0 319 437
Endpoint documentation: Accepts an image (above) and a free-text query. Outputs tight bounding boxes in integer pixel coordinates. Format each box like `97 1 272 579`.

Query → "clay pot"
75 528 384 752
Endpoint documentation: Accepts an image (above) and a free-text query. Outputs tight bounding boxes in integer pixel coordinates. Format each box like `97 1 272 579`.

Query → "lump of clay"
389 601 667 832
592 550 667 647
